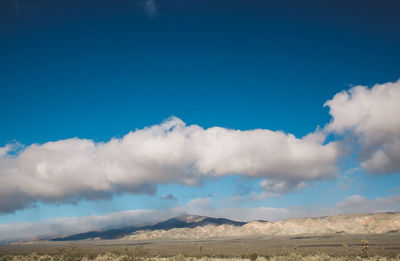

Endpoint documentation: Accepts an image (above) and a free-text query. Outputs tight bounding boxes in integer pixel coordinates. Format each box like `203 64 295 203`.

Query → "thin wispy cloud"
138 0 158 18
198 194 400 222
0 208 186 243
162 194 177 200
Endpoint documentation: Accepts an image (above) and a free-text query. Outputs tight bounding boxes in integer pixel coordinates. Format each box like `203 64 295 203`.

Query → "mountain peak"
176 215 207 223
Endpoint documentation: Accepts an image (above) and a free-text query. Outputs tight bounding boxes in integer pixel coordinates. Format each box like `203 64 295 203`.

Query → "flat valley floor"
1 233 400 257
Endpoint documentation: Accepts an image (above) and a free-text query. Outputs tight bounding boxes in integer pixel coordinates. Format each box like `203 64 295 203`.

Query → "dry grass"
2 234 400 260
1 253 400 261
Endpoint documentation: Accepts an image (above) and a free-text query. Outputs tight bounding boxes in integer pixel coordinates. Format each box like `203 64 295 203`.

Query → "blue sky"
1 0 400 240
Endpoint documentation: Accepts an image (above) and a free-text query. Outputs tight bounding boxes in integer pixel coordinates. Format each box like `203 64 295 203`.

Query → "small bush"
249 253 258 261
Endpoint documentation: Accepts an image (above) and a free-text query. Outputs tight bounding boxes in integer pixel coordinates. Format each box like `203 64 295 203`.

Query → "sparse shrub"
111 246 129 256
197 245 203 254
317 253 331 261
131 246 150 257
343 243 349 257
272 253 302 261
249 253 258 261
174 254 185 261
29 252 40 261
38 255 53 261
361 239 369 258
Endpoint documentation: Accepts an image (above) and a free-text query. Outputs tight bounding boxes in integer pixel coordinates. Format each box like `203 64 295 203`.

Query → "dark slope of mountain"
190 217 246 227
52 215 246 241
52 226 140 241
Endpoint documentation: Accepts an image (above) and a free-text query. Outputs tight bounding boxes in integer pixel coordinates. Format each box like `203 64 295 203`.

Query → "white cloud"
186 197 212 212
139 0 158 18
325 79 400 174
0 142 22 157
0 147 7 157
0 117 340 214
332 194 400 214
257 179 307 197
3 79 400 215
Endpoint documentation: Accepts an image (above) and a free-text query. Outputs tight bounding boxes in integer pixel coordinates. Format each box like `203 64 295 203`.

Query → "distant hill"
52 215 247 241
52 212 400 241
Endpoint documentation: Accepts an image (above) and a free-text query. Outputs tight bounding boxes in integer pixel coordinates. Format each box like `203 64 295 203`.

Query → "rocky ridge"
125 212 400 240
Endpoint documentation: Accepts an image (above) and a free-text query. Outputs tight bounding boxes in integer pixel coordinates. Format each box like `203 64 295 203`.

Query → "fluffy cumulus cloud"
325 79 400 174
2 79 400 216
0 117 340 214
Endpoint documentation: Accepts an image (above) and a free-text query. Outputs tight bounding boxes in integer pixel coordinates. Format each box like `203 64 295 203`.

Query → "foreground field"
1 253 400 261
1 233 400 260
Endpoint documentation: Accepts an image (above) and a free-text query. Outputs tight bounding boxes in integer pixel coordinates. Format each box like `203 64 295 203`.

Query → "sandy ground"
1 233 400 257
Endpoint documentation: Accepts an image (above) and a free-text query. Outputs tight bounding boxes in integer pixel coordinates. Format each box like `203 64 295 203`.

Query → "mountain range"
51 212 400 241
52 215 246 241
